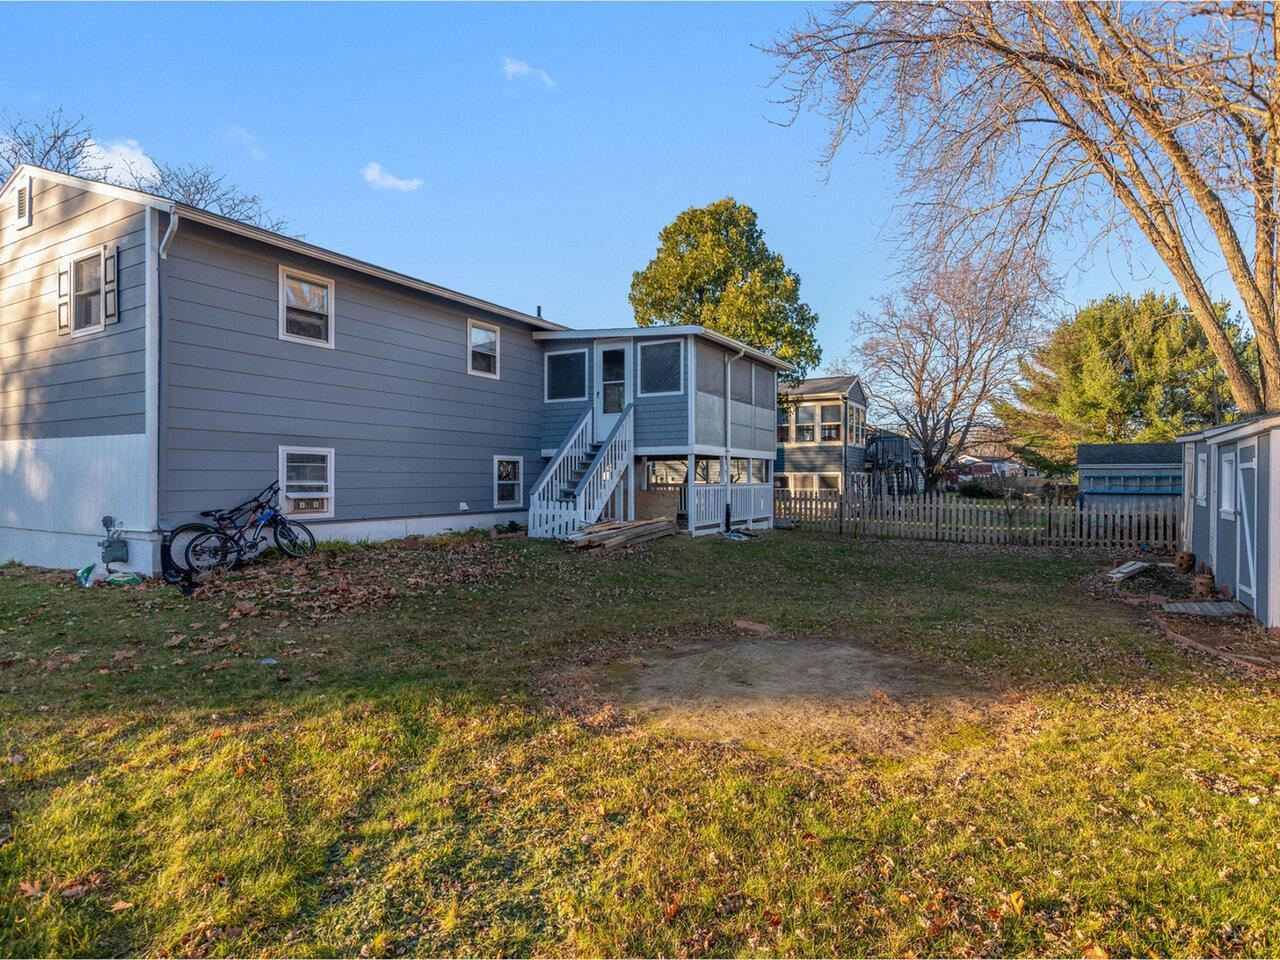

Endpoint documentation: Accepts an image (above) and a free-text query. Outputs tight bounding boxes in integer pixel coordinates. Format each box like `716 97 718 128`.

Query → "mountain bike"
182 482 317 573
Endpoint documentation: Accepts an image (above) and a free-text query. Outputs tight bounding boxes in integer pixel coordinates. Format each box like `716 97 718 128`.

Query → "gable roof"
531 325 794 371
1 163 565 333
1077 442 1182 466
779 374 866 403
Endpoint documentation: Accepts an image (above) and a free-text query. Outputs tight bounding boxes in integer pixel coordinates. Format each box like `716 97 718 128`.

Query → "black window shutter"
103 245 118 324
57 264 71 335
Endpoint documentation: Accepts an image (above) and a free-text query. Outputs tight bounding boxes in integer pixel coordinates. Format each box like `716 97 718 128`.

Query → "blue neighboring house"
1076 442 1182 505
773 375 869 493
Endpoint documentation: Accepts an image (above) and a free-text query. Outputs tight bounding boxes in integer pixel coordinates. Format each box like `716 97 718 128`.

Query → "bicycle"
180 482 317 574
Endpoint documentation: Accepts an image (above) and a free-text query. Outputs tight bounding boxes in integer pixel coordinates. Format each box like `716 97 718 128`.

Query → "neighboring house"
773 375 868 493
1179 416 1278 628
865 426 925 495
1076 443 1182 506
0 165 791 572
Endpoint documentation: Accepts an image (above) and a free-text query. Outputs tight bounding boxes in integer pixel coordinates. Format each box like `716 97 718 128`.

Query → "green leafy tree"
629 198 821 378
995 292 1250 473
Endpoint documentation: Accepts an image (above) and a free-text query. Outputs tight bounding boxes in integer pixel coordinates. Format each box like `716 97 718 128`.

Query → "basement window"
280 446 335 518
494 456 523 507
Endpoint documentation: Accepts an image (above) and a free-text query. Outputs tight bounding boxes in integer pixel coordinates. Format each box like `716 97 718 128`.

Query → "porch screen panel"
695 341 727 446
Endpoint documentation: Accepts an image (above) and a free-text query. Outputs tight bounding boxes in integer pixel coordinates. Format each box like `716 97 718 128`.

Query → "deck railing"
528 408 593 539
775 490 1181 552
685 482 774 534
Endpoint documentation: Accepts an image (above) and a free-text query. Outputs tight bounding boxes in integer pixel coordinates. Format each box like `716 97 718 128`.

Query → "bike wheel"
166 523 214 576
273 518 316 558
185 531 240 573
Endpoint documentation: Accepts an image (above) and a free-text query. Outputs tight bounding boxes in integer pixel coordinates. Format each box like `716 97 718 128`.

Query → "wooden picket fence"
775 491 1181 552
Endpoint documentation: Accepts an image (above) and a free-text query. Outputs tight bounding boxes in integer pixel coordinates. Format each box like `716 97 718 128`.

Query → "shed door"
1237 440 1258 606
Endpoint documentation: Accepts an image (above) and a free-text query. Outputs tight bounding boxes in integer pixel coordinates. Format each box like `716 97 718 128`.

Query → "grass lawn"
2 532 1278 957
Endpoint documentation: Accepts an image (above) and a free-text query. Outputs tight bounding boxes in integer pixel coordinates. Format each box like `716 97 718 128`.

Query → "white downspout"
159 210 180 258
723 347 745 530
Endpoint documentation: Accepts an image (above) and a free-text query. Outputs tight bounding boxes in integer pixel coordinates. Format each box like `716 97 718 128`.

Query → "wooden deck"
1161 600 1252 617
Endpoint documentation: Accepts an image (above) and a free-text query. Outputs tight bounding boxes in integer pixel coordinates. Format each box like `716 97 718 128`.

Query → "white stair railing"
574 404 634 527
528 408 593 538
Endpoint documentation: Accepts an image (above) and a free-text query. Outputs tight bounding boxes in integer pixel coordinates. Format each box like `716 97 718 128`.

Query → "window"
278 268 334 347
494 456 523 507
468 319 500 378
71 252 103 334
14 176 32 230
639 340 682 395
1219 450 1236 518
774 474 790 490
818 474 841 491
777 407 791 443
794 405 815 442
279 446 334 518
820 404 843 442
1195 452 1208 506
850 407 866 446
792 474 817 491
545 349 587 402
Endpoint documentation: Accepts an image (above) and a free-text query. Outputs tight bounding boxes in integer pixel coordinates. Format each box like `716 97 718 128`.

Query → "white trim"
277 265 336 349
0 163 170 209
1180 413 1280 446
686 334 697 445
1269 429 1280 627
144 209 160 533
468 318 501 379
531 325 794 371
1195 452 1208 506
544 347 588 402
1236 440 1257 605
278 445 336 519
1219 449 1236 520
67 246 107 337
637 338 684 397
593 339 632 441
493 455 524 509
14 174 33 230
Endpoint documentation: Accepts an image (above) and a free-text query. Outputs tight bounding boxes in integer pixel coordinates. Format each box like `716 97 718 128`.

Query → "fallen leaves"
109 900 133 912
1009 890 1026 916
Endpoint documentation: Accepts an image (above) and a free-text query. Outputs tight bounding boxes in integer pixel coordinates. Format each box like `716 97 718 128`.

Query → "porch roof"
531 325 795 371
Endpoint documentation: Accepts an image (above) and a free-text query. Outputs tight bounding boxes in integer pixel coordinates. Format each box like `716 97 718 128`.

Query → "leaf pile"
191 533 524 620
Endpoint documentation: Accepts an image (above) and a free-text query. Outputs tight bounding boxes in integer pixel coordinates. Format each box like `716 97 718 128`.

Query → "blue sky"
2 2 1179 365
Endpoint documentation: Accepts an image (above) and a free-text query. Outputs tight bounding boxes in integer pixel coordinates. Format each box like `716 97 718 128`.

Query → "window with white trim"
468 319 500 378
850 406 866 446
1195 452 1207 505
15 176 33 230
71 251 104 334
1219 450 1236 518
279 446 335 518
494 456 523 507
777 405 791 443
794 405 815 442
818 474 841 491
278 268 335 347
545 349 587 401
639 339 682 395
820 404 843 442
792 474 817 491
774 474 790 490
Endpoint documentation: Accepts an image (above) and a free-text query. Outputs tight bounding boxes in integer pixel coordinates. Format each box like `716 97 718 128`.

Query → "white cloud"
81 138 159 185
361 161 423 193
220 124 266 161
502 56 555 90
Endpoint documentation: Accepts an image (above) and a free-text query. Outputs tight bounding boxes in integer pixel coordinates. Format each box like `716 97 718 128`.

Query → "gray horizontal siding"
158 222 545 525
776 443 865 474
0 178 148 439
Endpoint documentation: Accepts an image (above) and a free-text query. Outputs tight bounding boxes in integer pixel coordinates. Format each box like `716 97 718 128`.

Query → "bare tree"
856 260 1042 491
1 109 289 233
769 2 1280 413
0 109 103 183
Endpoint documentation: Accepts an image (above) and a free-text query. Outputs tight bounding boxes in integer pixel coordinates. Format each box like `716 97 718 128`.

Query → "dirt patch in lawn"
553 633 1003 758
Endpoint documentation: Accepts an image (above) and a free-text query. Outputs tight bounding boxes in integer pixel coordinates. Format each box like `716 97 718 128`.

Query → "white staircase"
528 404 634 538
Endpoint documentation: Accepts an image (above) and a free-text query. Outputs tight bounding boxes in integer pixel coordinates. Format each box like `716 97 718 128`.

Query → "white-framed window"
14 175 33 230
70 249 105 335
792 474 817 491
1219 450 1236 518
279 446 335 519
468 319 500 378
794 404 816 442
818 474 841 491
1195 452 1208 506
638 339 683 396
494 455 523 507
774 474 790 490
777 406 791 443
278 267 335 348
850 406 866 446
820 404 843 442
545 348 588 402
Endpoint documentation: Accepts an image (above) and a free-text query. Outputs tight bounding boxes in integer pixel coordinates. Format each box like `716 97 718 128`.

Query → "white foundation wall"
0 433 158 572
303 511 528 543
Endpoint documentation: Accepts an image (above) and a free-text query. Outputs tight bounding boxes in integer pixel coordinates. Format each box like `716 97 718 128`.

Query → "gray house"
1076 442 1182 506
1178 415 1278 628
773 375 868 492
0 165 790 572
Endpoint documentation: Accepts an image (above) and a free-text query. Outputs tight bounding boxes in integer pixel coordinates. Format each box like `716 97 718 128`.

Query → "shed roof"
1076 442 1182 466
779 375 866 402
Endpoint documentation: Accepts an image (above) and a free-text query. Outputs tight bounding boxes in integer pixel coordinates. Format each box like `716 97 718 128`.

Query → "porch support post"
626 460 635 522
687 452 696 534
